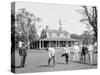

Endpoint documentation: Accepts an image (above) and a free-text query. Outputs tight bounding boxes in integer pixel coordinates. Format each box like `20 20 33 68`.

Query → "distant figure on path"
46 47 55 67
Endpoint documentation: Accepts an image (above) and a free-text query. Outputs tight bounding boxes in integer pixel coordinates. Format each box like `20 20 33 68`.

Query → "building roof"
40 28 70 39
33 29 81 42
33 27 81 42
45 29 69 35
40 37 81 41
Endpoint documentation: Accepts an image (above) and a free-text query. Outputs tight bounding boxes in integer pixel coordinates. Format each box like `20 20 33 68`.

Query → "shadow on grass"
91 64 97 66
37 65 54 68
74 61 97 66
56 62 66 65
11 65 22 68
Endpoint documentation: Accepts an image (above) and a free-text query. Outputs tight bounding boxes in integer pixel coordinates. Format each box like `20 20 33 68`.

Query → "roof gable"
41 29 70 39
45 29 68 34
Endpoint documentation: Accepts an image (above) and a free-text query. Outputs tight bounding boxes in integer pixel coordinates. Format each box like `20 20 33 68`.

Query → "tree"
11 14 16 53
15 8 41 49
71 34 80 39
78 6 97 42
80 30 94 44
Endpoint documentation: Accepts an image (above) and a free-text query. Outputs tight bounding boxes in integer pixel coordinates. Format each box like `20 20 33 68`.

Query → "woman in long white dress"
73 43 80 61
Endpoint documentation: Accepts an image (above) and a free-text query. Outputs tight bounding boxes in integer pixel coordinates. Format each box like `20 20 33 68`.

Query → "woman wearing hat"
73 42 80 61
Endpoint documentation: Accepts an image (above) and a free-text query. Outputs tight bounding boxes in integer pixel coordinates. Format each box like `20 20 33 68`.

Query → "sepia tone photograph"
11 2 98 73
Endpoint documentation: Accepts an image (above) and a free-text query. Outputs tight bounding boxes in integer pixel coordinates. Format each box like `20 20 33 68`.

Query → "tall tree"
80 30 94 44
78 6 97 42
15 8 41 49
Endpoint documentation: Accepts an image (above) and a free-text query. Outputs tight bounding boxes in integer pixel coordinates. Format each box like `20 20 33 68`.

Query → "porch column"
34 41 35 48
56 41 57 48
39 40 41 50
36 41 37 49
42 41 44 48
41 41 42 49
57 41 59 47
37 41 38 49
49 41 51 47
33 41 34 49
35 41 36 49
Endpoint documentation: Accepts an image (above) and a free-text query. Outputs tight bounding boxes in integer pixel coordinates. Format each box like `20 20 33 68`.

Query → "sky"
15 2 87 36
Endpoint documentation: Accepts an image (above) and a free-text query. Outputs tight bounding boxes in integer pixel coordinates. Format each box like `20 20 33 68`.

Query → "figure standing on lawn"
88 43 94 65
46 44 56 67
19 40 28 67
80 43 88 63
73 42 80 61
61 44 70 64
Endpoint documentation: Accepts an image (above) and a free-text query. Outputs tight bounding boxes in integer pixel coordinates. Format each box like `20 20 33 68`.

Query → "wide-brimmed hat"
66 44 68 47
75 42 78 45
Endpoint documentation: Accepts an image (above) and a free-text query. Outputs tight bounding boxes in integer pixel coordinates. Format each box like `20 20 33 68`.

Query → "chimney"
59 19 62 31
46 25 49 30
59 26 62 31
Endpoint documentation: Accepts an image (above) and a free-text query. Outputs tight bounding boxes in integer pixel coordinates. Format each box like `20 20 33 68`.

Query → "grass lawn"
11 48 97 73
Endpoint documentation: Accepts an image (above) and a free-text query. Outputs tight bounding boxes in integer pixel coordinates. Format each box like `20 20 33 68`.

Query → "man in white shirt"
19 41 23 48
73 42 80 61
63 45 70 54
88 43 93 65
61 44 70 64
47 47 55 66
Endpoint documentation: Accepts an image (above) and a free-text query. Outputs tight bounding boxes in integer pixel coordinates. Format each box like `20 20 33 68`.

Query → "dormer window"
65 33 67 37
49 33 52 37
57 33 59 37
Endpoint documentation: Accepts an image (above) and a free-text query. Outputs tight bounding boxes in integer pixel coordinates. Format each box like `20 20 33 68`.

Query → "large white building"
30 25 81 49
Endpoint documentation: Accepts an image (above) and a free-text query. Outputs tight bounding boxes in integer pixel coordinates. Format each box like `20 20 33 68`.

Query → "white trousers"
73 52 79 61
88 52 93 65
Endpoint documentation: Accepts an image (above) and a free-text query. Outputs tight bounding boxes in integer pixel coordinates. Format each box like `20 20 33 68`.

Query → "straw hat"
75 42 78 45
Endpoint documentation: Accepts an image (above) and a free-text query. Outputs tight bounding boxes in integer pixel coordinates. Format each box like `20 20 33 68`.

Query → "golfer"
61 44 70 64
19 40 27 67
46 47 55 67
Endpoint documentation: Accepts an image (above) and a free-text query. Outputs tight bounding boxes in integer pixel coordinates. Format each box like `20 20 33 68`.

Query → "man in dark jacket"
19 40 27 67
80 44 88 63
